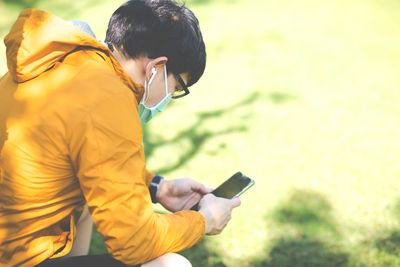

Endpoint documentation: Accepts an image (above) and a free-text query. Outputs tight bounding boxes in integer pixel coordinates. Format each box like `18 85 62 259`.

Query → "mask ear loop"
164 65 169 96
149 67 157 84
142 67 157 104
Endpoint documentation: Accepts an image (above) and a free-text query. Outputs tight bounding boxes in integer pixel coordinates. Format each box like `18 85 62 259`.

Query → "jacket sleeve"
67 91 205 265
145 169 155 186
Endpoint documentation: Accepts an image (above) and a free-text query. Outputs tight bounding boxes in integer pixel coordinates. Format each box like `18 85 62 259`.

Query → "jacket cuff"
149 175 164 203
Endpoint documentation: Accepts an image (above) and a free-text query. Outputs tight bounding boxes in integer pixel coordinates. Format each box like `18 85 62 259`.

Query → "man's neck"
112 49 150 86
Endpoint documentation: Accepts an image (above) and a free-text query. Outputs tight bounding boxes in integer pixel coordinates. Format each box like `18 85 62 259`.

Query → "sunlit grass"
2 0 400 266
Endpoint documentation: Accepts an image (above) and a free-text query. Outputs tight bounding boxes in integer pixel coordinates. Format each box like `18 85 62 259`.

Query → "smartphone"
191 172 255 211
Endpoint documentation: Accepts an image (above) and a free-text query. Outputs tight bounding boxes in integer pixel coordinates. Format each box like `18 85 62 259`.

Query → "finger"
206 187 214 193
183 194 202 210
187 179 205 191
191 182 212 195
230 197 241 208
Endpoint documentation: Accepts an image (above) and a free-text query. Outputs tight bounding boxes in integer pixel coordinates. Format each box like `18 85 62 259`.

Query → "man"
0 0 240 266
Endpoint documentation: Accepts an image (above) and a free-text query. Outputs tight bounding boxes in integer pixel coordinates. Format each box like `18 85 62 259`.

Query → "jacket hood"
5 9 101 83
4 9 144 101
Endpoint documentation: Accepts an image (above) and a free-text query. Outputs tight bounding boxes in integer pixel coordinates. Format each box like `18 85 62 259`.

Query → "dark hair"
105 0 206 87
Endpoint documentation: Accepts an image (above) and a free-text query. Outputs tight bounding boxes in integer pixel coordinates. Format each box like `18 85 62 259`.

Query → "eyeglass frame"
172 73 190 99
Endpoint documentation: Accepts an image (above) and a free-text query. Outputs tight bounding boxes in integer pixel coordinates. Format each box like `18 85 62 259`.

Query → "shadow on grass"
263 236 348 267
143 90 298 176
142 92 263 175
268 90 298 105
374 231 400 255
273 190 339 236
254 189 349 267
373 199 400 256
89 225 108 255
2 0 41 9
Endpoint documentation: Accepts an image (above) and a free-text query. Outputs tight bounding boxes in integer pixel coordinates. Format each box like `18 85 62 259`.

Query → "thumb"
205 187 213 194
193 183 213 195
230 197 241 209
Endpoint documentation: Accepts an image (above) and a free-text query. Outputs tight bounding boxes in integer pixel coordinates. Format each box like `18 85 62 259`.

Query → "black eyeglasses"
172 74 190 99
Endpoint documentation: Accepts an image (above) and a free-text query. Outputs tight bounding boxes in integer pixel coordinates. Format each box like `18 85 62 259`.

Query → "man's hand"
198 194 241 235
156 178 212 212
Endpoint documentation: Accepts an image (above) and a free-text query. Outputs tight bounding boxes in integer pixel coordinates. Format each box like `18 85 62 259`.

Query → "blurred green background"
2 0 400 266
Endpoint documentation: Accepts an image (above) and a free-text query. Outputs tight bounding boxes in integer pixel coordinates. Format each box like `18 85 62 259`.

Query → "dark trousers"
36 254 141 267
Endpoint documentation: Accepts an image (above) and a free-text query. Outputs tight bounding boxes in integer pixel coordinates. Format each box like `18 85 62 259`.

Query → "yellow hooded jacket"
0 9 205 266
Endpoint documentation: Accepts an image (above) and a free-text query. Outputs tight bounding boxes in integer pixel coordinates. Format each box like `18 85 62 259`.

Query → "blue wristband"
149 175 164 203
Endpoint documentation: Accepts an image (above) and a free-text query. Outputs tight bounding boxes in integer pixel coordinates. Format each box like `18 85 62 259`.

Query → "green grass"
2 0 400 266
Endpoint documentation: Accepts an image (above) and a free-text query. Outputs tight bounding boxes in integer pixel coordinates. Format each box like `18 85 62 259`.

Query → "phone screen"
212 172 253 199
191 172 254 211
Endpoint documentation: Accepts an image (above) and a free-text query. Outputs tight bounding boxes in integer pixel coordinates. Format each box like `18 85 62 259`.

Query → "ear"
145 56 168 81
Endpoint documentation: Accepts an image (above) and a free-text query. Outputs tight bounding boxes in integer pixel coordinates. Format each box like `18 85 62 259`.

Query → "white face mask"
138 65 171 124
